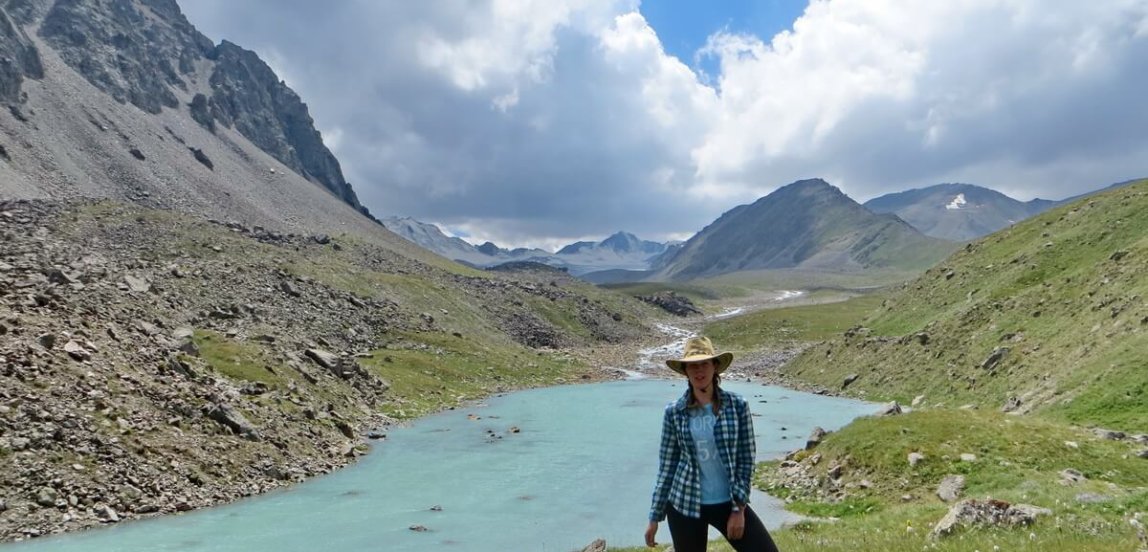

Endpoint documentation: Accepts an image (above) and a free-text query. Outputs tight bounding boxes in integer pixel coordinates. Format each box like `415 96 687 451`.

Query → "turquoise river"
3 379 878 551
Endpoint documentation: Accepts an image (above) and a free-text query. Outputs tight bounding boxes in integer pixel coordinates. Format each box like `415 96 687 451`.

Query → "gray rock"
279 280 301 297
937 475 966 502
842 373 860 389
304 348 340 371
96 505 120 523
1001 395 1022 413
980 347 1009 371
38 333 57 349
1093 428 1126 440
204 403 261 441
1059 468 1086 485
908 452 926 467
580 539 607 552
959 453 977 462
805 426 827 450
879 401 903 416
36 487 58 507
64 340 92 361
124 274 152 293
931 499 1050 538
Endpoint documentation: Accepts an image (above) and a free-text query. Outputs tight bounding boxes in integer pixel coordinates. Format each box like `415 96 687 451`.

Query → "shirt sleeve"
649 405 680 522
731 395 755 505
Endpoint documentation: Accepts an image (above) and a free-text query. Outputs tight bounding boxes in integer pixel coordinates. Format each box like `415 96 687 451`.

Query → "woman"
645 336 779 551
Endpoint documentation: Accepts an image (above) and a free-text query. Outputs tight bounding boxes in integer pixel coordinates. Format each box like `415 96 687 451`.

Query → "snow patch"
945 193 967 210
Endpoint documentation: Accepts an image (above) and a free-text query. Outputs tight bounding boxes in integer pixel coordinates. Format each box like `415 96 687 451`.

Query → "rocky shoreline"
0 199 654 542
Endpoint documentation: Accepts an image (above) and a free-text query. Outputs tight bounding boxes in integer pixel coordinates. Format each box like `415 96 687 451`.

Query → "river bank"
0 199 660 542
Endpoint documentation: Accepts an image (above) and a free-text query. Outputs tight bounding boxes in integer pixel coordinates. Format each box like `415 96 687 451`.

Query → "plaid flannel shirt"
649 387 755 521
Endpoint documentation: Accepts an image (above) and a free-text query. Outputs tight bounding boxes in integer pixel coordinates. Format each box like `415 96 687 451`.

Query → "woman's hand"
726 508 746 540
644 521 659 547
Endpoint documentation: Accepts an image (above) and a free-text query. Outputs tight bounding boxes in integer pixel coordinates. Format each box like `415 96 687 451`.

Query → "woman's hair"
687 373 722 412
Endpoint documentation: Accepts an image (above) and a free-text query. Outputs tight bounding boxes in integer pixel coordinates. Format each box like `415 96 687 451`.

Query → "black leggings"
666 502 779 552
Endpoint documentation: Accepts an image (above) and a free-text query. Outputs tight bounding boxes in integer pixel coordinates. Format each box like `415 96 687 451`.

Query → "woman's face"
684 359 716 389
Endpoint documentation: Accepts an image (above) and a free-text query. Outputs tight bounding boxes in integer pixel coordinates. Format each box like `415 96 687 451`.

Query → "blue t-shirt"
688 403 731 504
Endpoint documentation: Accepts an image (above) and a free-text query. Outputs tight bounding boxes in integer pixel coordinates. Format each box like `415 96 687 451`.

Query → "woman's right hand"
644 521 658 547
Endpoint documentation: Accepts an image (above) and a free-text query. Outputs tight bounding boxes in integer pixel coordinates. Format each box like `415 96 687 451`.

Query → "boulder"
908 452 926 467
980 347 1009 371
1093 428 1126 440
1059 468 1086 485
204 403 262 441
1001 395 1022 413
64 340 92 361
931 499 1050 538
35 487 58 507
305 348 340 371
878 401 902 416
580 539 607 552
96 505 120 523
842 373 860 389
805 426 827 450
937 475 965 502
123 274 152 293
37 333 56 349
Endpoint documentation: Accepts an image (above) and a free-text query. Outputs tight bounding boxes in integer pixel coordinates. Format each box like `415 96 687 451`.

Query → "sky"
179 0 1148 250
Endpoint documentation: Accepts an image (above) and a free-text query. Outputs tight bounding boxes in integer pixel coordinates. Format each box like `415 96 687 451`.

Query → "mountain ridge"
654 179 956 281
379 218 675 276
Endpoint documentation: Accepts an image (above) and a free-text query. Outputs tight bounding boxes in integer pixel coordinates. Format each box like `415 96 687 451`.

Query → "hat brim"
666 351 733 376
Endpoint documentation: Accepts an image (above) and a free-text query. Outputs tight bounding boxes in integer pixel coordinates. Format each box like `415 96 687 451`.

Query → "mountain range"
386 179 1127 282
381 217 676 276
863 183 1061 241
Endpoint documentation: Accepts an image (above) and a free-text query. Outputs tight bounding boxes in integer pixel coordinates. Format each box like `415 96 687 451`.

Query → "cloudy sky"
180 0 1148 250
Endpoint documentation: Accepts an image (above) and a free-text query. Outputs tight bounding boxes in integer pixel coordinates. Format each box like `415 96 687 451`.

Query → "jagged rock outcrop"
1 0 366 216
204 40 364 211
38 0 214 114
0 5 43 104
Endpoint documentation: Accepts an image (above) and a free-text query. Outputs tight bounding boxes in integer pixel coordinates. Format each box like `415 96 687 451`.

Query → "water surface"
5 380 876 552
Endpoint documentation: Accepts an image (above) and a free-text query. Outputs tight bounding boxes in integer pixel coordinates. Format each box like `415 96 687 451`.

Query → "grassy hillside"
784 179 1148 431
611 183 1148 552
617 409 1147 552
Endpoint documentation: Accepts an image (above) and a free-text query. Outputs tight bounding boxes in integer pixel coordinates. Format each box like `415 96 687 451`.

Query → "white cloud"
180 0 1148 247
692 0 1148 200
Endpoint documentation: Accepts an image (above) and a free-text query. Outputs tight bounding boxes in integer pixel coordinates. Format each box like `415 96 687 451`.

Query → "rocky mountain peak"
0 0 368 217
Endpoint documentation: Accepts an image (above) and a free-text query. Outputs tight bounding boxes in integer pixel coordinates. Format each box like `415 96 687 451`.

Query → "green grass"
781 180 1148 428
357 331 589 419
704 293 886 352
614 409 1148 552
194 330 285 386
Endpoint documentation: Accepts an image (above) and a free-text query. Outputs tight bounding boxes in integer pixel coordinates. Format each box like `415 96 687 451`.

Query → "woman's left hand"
727 507 745 540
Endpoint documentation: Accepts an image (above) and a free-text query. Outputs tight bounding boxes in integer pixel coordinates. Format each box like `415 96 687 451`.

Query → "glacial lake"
4 379 878 552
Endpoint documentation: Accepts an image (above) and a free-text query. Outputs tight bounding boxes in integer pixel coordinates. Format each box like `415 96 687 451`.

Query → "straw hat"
665 336 733 376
